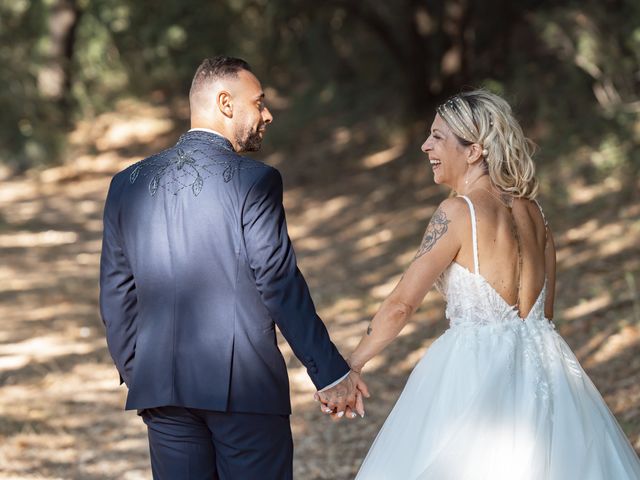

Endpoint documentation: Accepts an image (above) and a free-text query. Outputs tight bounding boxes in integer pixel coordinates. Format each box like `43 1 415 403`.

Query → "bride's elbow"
384 299 415 328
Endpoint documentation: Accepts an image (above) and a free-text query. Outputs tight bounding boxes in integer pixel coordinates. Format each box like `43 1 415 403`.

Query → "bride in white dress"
333 90 640 479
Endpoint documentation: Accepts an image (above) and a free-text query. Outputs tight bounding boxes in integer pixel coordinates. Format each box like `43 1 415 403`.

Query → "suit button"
309 366 318 374
304 355 312 362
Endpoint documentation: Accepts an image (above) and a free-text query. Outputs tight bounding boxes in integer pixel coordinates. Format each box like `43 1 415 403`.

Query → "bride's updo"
436 90 538 199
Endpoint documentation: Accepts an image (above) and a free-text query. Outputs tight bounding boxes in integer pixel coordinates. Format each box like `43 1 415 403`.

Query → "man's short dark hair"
190 56 252 98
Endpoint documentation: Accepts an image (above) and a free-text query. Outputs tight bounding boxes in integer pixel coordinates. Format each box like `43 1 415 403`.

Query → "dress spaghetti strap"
533 199 548 226
533 199 549 241
458 195 479 275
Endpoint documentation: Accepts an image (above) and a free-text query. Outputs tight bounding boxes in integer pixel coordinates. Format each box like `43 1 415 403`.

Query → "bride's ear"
467 143 483 164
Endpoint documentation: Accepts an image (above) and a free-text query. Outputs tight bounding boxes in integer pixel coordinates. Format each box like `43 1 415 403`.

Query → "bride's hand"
346 368 370 419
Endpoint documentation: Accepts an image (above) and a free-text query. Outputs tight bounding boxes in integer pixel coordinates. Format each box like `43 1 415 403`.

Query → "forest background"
1 1 639 478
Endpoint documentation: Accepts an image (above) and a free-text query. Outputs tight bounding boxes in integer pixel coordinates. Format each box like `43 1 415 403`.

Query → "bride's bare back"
454 191 556 319
348 187 558 374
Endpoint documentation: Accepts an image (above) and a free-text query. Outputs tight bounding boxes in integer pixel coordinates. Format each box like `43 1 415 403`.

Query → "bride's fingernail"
337 411 344 418
350 412 357 418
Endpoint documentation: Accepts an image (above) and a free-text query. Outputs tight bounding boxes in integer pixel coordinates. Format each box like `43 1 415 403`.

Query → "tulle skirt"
355 317 640 479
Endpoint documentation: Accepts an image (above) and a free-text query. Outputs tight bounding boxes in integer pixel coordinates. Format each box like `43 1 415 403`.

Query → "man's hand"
314 370 370 420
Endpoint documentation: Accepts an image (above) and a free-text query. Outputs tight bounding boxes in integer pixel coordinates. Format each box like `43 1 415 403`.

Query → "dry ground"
1 99 639 479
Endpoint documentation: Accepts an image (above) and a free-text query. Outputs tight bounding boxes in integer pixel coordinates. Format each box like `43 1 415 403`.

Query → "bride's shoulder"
434 196 471 222
427 197 472 234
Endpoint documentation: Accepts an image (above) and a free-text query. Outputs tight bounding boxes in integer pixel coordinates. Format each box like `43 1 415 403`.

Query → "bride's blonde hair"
437 89 539 199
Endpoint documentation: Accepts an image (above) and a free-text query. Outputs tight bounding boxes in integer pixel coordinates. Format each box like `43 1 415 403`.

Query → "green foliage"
519 2 640 193
1 0 639 178
0 0 61 168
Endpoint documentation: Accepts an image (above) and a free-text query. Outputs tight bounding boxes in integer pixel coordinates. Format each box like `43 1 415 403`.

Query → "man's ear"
217 91 233 118
467 143 483 164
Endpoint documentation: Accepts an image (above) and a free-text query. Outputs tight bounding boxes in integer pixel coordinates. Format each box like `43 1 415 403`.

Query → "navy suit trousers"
141 407 293 480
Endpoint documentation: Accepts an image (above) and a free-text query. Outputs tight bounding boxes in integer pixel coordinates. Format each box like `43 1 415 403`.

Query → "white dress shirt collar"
188 128 228 140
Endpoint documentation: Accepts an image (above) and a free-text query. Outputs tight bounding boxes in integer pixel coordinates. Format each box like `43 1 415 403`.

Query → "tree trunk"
37 0 82 128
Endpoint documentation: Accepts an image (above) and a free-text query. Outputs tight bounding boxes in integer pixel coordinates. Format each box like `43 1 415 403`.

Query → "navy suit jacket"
99 130 349 415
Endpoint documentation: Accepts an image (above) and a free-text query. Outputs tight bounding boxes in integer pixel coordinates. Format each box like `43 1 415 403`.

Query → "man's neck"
189 122 238 151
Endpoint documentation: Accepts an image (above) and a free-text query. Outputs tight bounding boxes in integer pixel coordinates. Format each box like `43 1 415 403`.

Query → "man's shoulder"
111 147 172 181
198 151 276 189
106 151 153 189
237 157 278 183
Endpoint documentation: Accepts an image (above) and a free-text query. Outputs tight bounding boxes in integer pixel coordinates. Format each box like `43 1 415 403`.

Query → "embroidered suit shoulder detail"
129 146 263 197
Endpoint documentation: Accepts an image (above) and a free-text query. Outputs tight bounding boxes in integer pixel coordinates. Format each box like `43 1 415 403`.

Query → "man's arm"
242 167 350 390
99 175 138 386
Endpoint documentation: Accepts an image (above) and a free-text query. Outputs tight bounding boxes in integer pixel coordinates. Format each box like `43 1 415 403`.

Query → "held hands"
314 370 370 421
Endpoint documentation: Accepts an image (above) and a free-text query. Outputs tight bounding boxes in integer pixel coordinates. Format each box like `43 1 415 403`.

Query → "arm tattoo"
366 324 373 335
414 207 451 260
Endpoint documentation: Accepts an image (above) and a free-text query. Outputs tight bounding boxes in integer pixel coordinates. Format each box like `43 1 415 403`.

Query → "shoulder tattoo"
414 207 451 260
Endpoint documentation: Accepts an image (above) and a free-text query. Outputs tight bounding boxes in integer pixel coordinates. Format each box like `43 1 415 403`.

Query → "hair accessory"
437 98 476 143
482 148 489 157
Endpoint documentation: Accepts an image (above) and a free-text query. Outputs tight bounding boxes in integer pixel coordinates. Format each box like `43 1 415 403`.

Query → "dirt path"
1 100 638 479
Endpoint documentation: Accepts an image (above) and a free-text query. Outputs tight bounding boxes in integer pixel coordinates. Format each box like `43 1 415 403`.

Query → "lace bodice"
438 262 546 327
437 196 548 328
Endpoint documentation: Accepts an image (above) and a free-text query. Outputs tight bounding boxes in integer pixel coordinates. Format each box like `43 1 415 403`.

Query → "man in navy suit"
100 56 368 479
